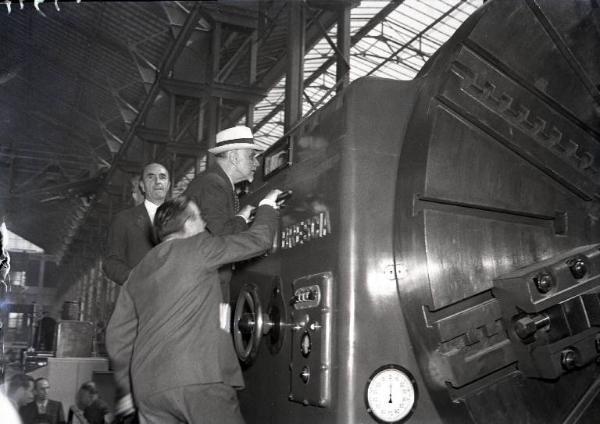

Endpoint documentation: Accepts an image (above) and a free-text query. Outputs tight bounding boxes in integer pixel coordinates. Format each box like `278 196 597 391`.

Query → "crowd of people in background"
2 374 110 424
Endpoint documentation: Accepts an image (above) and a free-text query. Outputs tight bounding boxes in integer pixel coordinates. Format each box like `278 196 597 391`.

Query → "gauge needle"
389 380 393 403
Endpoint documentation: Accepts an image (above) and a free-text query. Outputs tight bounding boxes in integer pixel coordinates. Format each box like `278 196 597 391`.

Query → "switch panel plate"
289 272 333 407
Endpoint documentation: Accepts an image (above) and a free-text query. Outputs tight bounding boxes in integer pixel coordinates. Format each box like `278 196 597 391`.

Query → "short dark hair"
140 162 169 179
34 377 48 387
7 373 33 395
154 196 194 242
79 381 98 395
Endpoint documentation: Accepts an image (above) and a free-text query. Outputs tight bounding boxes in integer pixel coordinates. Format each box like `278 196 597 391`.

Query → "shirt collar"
144 199 159 224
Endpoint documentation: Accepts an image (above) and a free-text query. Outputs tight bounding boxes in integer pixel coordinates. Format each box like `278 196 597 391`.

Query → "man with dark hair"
6 373 34 410
106 189 281 424
20 377 66 424
103 163 170 285
68 381 112 424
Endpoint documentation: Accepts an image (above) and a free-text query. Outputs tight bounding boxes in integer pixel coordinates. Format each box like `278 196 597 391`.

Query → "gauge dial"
365 365 417 423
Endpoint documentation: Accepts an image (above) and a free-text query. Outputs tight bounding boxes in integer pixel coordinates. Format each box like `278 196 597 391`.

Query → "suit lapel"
134 204 151 229
213 165 237 214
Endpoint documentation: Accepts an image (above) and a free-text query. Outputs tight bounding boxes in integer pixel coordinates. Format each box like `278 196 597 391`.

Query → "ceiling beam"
252 0 404 133
200 3 259 30
160 78 267 104
101 3 205 188
223 6 341 130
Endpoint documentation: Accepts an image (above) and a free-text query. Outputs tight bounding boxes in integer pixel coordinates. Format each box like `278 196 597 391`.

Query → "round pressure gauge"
365 365 417 423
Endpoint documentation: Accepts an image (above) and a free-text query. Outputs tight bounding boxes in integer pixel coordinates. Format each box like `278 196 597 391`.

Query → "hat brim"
208 142 265 154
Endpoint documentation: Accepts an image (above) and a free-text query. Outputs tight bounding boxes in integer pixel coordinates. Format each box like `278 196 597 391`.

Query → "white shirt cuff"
235 214 249 224
258 199 277 209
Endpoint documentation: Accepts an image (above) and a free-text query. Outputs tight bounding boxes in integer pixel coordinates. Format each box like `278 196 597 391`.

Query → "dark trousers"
136 383 245 424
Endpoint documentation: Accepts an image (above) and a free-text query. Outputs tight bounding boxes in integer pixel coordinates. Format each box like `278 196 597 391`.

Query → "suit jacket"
103 203 154 285
184 165 249 301
184 164 248 236
106 205 278 401
20 399 66 424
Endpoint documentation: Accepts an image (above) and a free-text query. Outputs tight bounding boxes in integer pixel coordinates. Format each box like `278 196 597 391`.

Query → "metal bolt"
514 316 538 340
513 314 550 340
561 348 578 370
569 258 587 279
534 273 554 293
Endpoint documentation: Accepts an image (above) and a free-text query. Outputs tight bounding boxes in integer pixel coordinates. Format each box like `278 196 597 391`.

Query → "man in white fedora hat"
184 125 265 302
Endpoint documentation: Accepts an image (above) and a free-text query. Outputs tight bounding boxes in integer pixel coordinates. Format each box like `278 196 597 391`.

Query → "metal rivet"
534 273 554 293
561 348 578 370
569 258 587 279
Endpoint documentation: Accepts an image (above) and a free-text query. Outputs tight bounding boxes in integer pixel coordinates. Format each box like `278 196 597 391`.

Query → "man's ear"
228 150 238 164
138 180 145 195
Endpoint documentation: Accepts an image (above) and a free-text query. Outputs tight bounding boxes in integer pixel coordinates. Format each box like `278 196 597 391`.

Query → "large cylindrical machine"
230 1 600 422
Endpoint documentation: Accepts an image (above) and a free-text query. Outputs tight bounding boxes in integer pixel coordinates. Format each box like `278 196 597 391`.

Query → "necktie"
233 193 240 214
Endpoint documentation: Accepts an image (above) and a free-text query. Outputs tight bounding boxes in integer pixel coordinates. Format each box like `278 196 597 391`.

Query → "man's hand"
263 189 283 204
115 393 135 417
237 205 256 222
70 405 88 423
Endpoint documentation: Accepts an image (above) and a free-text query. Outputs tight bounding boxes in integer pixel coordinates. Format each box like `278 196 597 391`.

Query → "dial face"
366 366 416 423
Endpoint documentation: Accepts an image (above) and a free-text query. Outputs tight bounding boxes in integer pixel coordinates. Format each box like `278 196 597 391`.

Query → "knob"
300 366 310 383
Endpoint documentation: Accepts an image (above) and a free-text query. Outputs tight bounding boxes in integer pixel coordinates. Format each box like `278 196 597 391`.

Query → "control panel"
289 272 333 407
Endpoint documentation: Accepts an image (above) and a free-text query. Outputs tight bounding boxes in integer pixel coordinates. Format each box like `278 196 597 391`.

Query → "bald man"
103 163 171 285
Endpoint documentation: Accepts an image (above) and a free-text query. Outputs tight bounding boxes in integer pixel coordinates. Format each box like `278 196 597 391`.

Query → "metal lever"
276 190 293 203
250 190 293 219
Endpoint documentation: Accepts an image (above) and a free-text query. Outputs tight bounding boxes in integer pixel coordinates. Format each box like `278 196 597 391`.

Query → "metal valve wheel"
233 283 272 364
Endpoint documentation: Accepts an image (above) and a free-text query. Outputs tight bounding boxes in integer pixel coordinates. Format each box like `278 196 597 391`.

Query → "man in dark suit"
106 190 281 424
103 163 170 285
7 373 34 412
20 377 66 424
184 126 264 302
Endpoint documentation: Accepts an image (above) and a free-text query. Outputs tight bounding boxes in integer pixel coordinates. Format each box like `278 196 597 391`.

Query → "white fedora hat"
208 126 265 154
